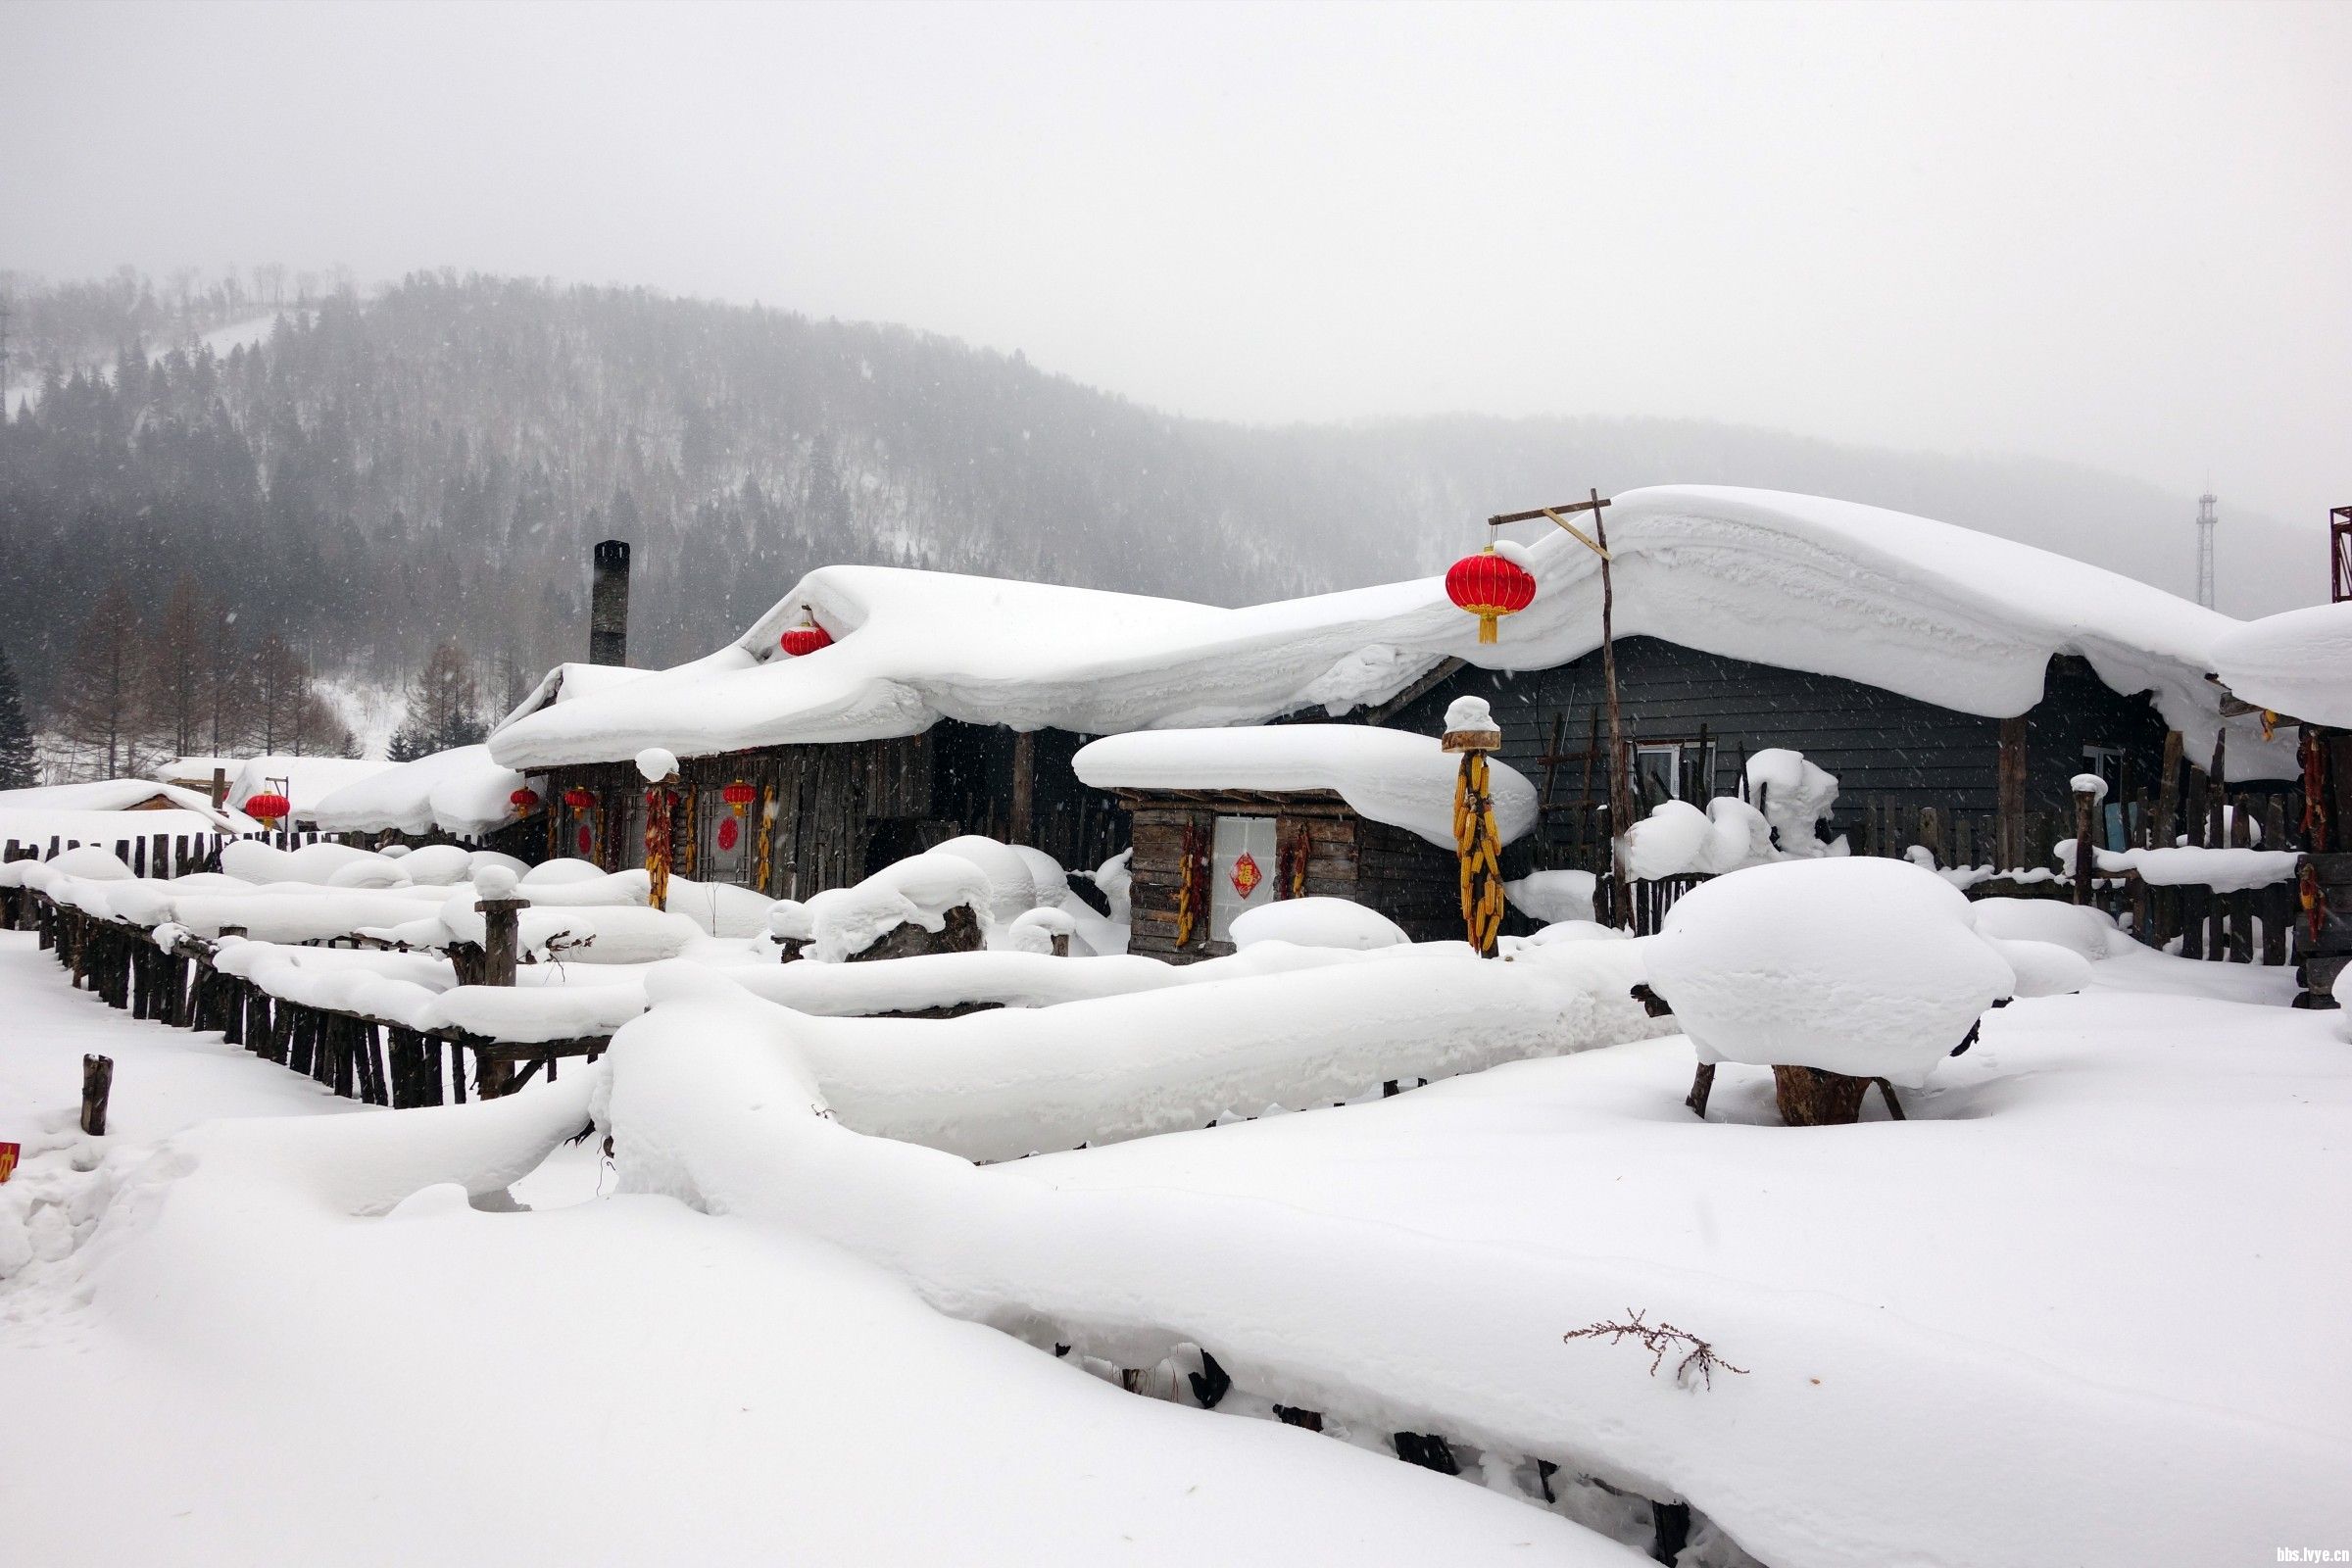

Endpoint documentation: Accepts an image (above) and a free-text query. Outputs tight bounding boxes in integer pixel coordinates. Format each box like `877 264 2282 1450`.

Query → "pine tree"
0 640 38 788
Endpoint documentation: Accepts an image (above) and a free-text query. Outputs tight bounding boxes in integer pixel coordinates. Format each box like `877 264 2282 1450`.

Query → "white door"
1209 814 1278 942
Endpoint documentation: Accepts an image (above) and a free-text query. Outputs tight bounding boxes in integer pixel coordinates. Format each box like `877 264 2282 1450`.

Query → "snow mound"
2212 601 2352 730
1622 797 1780 879
1644 858 2015 1087
1074 725 1538 849
1228 897 1409 951
1983 936 2093 998
1744 749 1842 858
1968 898 2131 960
928 834 1039 926
1504 868 1596 925
806 852 993 962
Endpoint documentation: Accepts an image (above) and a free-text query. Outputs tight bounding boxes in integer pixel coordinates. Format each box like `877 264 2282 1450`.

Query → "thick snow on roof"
0 778 259 832
1074 725 1539 848
2212 602 2352 731
308 745 527 838
226 756 398 818
490 485 2289 779
491 660 654 735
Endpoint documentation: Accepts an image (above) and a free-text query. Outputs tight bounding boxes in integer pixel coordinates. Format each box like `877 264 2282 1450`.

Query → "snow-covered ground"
0 915 2342 1564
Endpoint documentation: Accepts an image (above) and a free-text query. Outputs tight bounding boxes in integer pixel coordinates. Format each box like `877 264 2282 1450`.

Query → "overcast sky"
6 0 2347 532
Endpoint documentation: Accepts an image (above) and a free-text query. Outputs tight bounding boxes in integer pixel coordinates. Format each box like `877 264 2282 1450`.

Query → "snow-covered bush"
1228 897 1407 952
1644 858 2015 1122
1621 797 1777 879
1744 749 1844 858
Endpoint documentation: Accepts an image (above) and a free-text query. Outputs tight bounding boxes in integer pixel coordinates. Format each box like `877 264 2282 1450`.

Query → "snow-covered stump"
1645 858 2020 1128
1769 1065 1870 1127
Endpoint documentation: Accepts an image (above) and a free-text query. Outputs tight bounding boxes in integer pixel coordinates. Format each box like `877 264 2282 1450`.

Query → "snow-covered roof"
1073 725 1539 849
308 745 527 838
155 755 244 786
488 486 2292 779
492 661 655 735
2211 602 2352 731
0 778 261 832
226 756 399 820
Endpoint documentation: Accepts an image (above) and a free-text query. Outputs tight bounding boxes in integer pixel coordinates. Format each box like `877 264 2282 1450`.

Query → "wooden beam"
1488 497 1610 526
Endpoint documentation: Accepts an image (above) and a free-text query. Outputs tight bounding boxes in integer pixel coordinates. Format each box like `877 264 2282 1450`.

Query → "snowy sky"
6 0 2348 531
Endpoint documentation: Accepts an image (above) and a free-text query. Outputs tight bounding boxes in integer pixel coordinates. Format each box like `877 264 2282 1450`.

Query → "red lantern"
562 786 597 811
779 622 833 657
721 779 757 816
244 792 291 823
1445 546 1537 645
510 787 542 813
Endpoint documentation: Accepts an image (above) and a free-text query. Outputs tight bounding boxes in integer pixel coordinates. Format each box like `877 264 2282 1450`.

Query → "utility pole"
2195 493 2219 610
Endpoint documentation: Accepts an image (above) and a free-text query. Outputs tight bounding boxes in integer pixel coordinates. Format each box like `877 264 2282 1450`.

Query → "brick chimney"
590 539 631 666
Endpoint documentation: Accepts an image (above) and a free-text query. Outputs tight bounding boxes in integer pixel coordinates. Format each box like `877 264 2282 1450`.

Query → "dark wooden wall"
528 720 1129 901
1375 638 2174 865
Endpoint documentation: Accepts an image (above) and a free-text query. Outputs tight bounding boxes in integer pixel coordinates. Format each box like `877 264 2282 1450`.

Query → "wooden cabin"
1073 726 1538 959
1104 789 1462 958
1372 640 2221 879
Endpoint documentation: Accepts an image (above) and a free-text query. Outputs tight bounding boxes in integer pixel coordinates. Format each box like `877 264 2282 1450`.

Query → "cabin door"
1208 815 1278 942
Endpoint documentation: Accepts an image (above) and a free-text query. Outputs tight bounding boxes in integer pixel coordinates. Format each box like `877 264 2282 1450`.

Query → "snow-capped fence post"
476 894 526 989
1442 697 1505 957
2070 774 2105 906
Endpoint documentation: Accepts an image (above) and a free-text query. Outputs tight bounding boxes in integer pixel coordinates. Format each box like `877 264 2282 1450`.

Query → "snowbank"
618 937 1661 1163
1228 897 1408 951
595 967 2348 1568
1644 858 2014 1086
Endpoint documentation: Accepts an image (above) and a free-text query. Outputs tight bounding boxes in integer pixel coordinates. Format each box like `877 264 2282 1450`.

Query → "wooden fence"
4 889 608 1104
0 827 353 879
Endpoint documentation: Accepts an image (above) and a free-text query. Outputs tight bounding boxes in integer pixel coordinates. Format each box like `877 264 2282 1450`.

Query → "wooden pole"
80 1054 113 1137
1010 728 1036 845
2072 781 2100 905
1592 491 1633 912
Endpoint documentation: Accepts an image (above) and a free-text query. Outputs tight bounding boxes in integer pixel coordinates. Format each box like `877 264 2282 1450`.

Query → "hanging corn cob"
1444 696 1507 957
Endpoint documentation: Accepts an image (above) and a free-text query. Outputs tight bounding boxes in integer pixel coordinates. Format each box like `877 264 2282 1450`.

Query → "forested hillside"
0 269 2300 733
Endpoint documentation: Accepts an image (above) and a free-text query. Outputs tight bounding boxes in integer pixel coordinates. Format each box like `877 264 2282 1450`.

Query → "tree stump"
846 902 985 962
1770 1064 1869 1126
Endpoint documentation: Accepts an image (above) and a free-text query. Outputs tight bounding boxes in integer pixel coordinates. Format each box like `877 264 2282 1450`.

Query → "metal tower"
2332 505 2351 603
2195 493 2219 610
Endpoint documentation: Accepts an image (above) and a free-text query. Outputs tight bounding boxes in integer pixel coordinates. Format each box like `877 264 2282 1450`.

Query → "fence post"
2071 779 2100 906
80 1054 114 1137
